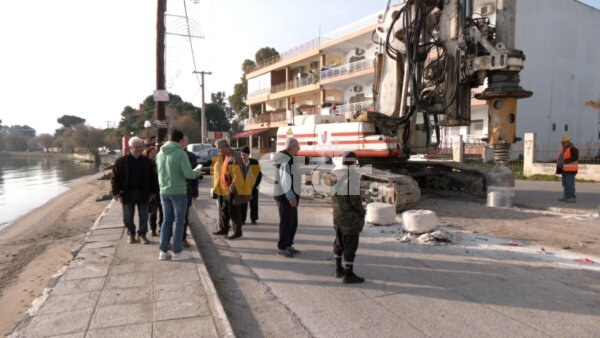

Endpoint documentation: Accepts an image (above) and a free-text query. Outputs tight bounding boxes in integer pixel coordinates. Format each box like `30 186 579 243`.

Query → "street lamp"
144 120 152 139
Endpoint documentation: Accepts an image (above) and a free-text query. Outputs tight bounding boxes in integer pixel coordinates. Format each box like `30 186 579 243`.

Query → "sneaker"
565 198 576 203
227 233 243 240
172 252 192 261
213 229 228 236
276 250 294 258
335 267 345 278
150 230 158 237
158 251 171 260
139 234 150 245
287 246 301 254
251 220 257 225
182 239 191 248
128 235 137 244
558 197 568 202
343 272 365 284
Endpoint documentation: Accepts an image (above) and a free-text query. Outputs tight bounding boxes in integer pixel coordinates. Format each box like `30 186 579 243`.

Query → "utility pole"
156 0 167 144
193 70 212 143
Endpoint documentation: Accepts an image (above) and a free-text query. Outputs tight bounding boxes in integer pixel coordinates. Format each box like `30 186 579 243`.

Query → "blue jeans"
160 194 188 253
562 172 576 199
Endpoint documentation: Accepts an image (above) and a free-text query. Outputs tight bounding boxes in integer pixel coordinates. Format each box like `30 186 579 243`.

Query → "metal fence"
533 142 600 164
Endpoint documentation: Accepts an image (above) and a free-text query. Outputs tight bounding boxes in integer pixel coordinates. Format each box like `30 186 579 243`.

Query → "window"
564 124 568 132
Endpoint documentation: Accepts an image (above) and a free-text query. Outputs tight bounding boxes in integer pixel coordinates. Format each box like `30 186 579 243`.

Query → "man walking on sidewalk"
274 138 301 258
156 130 203 260
556 134 579 203
111 137 158 244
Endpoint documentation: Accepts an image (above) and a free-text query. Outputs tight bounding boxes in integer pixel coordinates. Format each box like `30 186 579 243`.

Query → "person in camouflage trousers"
328 151 366 284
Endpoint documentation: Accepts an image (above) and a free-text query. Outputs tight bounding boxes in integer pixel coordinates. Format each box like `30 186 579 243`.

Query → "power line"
182 0 203 90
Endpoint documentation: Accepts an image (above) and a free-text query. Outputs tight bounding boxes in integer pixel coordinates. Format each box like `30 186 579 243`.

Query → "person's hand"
289 198 298 208
113 193 121 202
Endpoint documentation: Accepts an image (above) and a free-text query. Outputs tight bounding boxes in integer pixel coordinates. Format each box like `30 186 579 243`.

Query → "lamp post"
144 120 152 139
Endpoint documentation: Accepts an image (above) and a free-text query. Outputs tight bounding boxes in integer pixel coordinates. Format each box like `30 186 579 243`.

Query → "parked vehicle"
187 143 212 157
196 147 219 175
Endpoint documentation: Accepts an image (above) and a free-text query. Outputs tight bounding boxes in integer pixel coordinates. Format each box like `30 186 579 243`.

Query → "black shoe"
276 250 294 258
213 229 228 235
251 220 257 225
150 230 157 237
335 267 345 278
287 246 301 254
343 272 365 284
227 232 242 240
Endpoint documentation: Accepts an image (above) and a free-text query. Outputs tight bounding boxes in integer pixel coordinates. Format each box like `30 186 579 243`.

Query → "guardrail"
320 58 374 81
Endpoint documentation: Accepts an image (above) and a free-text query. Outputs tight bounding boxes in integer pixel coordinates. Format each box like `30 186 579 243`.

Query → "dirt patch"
418 197 600 257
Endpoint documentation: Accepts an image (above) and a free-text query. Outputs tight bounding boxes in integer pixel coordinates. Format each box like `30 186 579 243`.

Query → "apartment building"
237 14 380 155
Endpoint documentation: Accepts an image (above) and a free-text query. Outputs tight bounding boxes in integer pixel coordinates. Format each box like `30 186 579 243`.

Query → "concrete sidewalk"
10 201 233 338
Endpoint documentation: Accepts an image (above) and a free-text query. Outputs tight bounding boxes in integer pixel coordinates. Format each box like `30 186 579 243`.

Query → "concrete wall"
515 0 600 145
524 133 600 182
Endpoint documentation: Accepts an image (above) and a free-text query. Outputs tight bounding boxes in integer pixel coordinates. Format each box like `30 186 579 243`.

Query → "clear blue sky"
0 0 598 134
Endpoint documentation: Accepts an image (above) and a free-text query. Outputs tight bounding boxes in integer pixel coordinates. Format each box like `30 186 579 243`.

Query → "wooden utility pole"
193 70 212 143
156 0 167 144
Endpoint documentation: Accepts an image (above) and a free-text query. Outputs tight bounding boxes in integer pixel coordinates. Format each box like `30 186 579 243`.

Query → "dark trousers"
241 188 259 224
219 195 243 234
122 191 149 236
183 194 193 240
562 172 576 199
333 227 359 263
277 199 298 250
149 199 163 233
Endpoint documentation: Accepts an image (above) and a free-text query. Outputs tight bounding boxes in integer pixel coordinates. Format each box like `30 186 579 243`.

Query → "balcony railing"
297 100 374 116
320 58 374 81
245 37 321 73
249 75 319 99
247 111 288 125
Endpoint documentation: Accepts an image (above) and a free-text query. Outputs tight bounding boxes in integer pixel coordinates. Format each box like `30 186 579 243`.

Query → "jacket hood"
160 141 182 154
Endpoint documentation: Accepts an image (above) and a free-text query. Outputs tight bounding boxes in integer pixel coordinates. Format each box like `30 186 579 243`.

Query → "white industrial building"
455 0 600 146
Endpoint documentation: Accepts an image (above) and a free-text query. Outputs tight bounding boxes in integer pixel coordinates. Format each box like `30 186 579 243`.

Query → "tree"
35 134 54 152
205 103 231 132
4 133 28 151
9 125 36 138
255 47 279 64
70 124 105 164
173 115 202 143
57 115 86 128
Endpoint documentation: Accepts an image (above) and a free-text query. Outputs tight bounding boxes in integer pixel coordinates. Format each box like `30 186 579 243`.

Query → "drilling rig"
276 0 532 210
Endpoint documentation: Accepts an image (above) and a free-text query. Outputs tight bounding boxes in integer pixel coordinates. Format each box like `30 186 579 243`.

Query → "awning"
231 128 270 139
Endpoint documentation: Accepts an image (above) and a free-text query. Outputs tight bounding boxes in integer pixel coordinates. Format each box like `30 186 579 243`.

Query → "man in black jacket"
181 135 199 247
240 146 262 225
274 138 301 258
111 136 158 244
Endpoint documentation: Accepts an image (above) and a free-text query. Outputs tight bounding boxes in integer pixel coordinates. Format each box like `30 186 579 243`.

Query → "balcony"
248 75 319 100
245 37 321 74
297 100 374 116
320 58 374 82
245 110 288 129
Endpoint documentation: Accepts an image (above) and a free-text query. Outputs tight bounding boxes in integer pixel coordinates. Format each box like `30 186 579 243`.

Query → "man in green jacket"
329 151 366 284
156 129 202 261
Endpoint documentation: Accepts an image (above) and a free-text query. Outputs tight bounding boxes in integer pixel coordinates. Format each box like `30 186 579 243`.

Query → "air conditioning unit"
479 3 495 16
352 85 363 93
355 48 365 56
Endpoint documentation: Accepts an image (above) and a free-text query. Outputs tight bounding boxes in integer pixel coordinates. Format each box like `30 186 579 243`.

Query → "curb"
190 237 236 338
514 202 599 218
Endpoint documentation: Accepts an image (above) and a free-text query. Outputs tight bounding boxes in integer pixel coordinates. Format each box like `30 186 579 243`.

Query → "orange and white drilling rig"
276 0 532 210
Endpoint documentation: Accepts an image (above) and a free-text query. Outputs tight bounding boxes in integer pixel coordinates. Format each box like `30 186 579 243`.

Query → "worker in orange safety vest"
556 134 579 203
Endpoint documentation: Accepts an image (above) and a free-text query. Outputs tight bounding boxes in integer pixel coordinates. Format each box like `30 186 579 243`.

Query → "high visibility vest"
558 146 578 172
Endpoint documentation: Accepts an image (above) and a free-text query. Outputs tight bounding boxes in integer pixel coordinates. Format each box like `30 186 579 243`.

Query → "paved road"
514 180 599 213
193 179 600 337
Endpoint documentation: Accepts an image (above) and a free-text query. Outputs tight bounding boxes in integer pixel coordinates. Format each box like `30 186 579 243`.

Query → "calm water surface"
0 156 99 229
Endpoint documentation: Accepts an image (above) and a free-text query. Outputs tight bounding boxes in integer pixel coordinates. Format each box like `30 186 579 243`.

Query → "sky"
1 0 599 135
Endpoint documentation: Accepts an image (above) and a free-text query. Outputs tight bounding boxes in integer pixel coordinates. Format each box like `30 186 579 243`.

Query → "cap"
561 134 570 142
